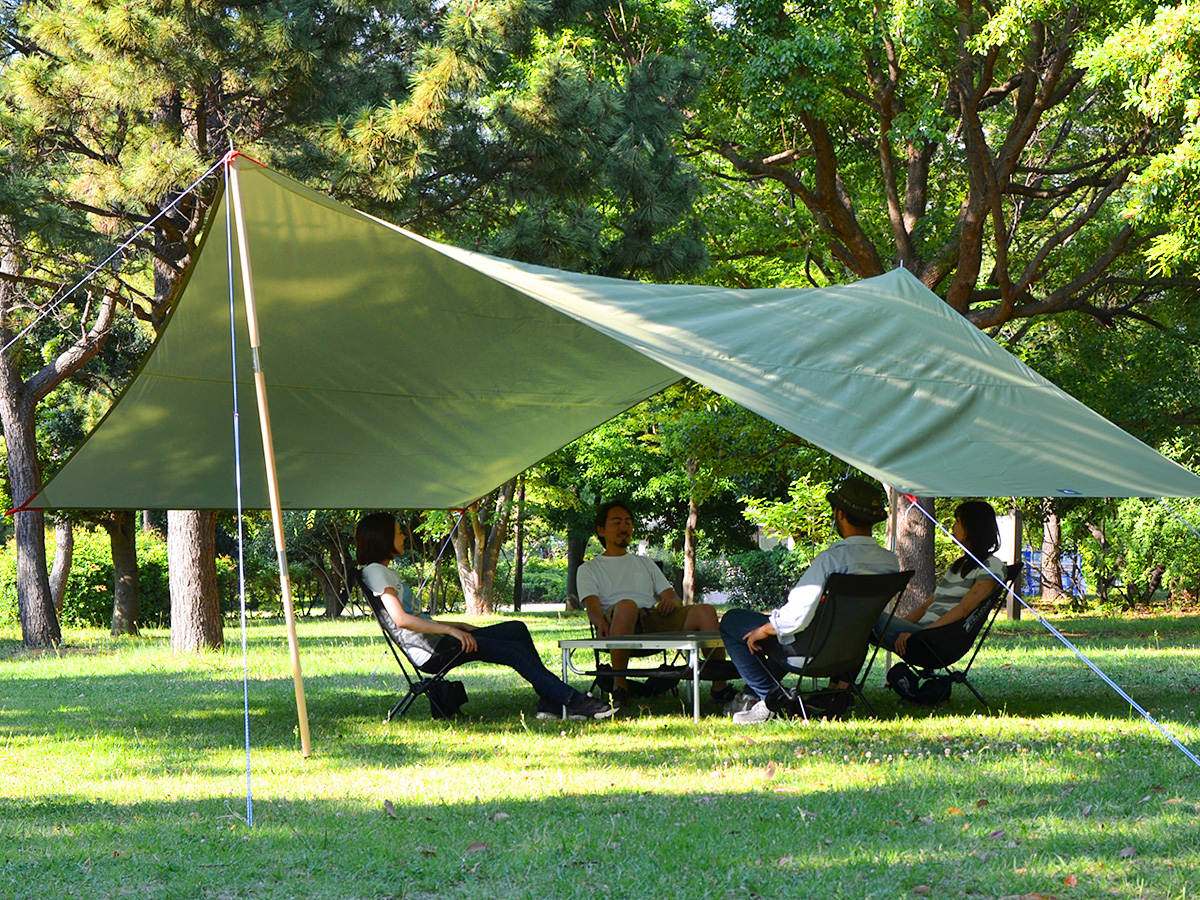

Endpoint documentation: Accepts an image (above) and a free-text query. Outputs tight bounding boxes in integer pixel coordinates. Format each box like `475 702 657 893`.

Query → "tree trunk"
682 460 699 604
889 492 936 615
316 548 352 619
452 479 517 615
2 226 115 647
565 535 586 610
1041 505 1064 602
1085 518 1116 605
107 510 140 636
512 477 525 611
49 519 74 615
0 395 60 647
168 510 223 651
14 507 59 647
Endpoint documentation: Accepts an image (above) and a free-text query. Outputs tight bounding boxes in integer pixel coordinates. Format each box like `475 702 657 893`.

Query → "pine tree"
1 0 413 647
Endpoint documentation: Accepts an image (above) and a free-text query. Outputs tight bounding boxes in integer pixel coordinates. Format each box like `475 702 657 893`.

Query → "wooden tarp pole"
227 154 313 757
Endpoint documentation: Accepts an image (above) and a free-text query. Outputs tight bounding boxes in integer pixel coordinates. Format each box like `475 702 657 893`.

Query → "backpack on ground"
887 662 952 706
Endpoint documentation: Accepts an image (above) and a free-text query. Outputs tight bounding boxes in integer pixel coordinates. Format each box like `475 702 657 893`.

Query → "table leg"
561 647 570 720
691 647 701 722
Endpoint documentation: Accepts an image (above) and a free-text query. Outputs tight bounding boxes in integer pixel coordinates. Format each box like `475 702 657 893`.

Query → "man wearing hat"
719 476 900 724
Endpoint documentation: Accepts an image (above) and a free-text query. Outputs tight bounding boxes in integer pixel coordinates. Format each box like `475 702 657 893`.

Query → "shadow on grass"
4 770 1197 900
1 645 1196 744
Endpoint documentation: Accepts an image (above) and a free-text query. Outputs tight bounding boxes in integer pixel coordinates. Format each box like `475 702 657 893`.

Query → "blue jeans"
874 611 923 651
422 620 581 707
719 608 790 700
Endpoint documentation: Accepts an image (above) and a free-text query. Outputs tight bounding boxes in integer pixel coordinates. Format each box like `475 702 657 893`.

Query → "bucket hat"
826 477 888 524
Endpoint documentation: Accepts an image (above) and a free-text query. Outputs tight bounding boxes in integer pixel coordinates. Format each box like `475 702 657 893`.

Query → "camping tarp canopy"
29 156 1200 511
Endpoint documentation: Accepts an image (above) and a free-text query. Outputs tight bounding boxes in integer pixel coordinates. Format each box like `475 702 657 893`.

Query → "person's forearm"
903 594 936 624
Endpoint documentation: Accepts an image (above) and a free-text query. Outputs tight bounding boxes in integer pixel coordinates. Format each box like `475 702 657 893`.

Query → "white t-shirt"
361 562 444 666
576 553 672 612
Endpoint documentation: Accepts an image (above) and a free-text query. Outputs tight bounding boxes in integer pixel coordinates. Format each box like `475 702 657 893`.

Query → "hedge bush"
55 528 173 628
723 546 809 610
0 527 242 629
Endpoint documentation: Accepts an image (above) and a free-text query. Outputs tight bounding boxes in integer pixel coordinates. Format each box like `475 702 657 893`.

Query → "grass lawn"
1 610 1197 900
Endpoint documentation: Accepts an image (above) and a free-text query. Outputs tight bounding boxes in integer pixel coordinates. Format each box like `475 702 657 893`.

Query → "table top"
558 630 725 651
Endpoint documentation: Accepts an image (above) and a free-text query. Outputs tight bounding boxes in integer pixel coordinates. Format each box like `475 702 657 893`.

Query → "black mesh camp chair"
768 570 914 720
892 562 1022 709
355 568 465 721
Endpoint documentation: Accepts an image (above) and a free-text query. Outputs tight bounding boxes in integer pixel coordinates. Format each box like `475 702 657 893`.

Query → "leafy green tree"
679 0 1200 596
692 0 1185 323
331 0 707 277
1082 3 1200 277
1 0 412 647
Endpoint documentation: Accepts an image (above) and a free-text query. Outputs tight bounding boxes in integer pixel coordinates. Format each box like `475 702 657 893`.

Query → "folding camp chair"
892 562 1022 709
355 568 465 721
768 570 914 720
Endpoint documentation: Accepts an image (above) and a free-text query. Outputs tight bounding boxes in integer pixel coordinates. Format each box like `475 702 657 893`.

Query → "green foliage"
544 383 826 556
653 547 727 597
515 555 568 604
329 0 708 281
0 528 170 628
1110 498 1200 608
740 474 838 555
1083 2 1200 276
689 0 1184 333
1010 304 1200 449
722 545 810 609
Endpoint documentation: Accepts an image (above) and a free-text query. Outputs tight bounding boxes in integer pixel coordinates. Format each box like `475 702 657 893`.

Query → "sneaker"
610 686 631 710
732 698 775 725
535 696 564 720
724 687 759 716
710 684 739 705
568 694 616 720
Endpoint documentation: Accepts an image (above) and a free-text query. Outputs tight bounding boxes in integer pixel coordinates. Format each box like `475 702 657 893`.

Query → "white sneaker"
732 699 775 724
724 687 759 716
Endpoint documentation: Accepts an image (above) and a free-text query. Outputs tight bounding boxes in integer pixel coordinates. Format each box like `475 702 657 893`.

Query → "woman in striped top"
874 500 1005 654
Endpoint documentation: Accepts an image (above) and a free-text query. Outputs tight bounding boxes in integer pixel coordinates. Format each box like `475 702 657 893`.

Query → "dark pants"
422 620 581 707
719 609 791 700
720 608 853 701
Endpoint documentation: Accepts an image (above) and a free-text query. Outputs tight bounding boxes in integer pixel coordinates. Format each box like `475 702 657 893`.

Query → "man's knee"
685 603 719 629
719 608 756 641
608 599 639 632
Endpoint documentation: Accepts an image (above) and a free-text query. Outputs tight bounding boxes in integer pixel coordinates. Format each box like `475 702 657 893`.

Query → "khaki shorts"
603 603 691 633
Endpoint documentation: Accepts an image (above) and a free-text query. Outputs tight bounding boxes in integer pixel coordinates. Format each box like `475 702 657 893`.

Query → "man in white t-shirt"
577 501 731 708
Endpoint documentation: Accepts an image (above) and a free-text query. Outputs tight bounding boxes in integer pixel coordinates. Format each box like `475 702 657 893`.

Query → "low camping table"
558 630 726 722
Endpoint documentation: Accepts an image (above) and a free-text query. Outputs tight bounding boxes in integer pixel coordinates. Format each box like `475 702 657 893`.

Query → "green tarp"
29 156 1200 510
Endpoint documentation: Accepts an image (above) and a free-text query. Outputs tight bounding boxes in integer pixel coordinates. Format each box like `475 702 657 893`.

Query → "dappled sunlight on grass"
2 614 1198 899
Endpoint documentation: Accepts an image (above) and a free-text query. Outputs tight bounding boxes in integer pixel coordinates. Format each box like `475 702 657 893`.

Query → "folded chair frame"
355 569 464 721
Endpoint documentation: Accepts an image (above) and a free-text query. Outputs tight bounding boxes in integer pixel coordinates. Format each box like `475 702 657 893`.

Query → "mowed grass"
1 611 1197 900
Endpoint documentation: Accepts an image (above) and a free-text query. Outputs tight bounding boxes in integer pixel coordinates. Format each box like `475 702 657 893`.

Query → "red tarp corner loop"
6 494 42 516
